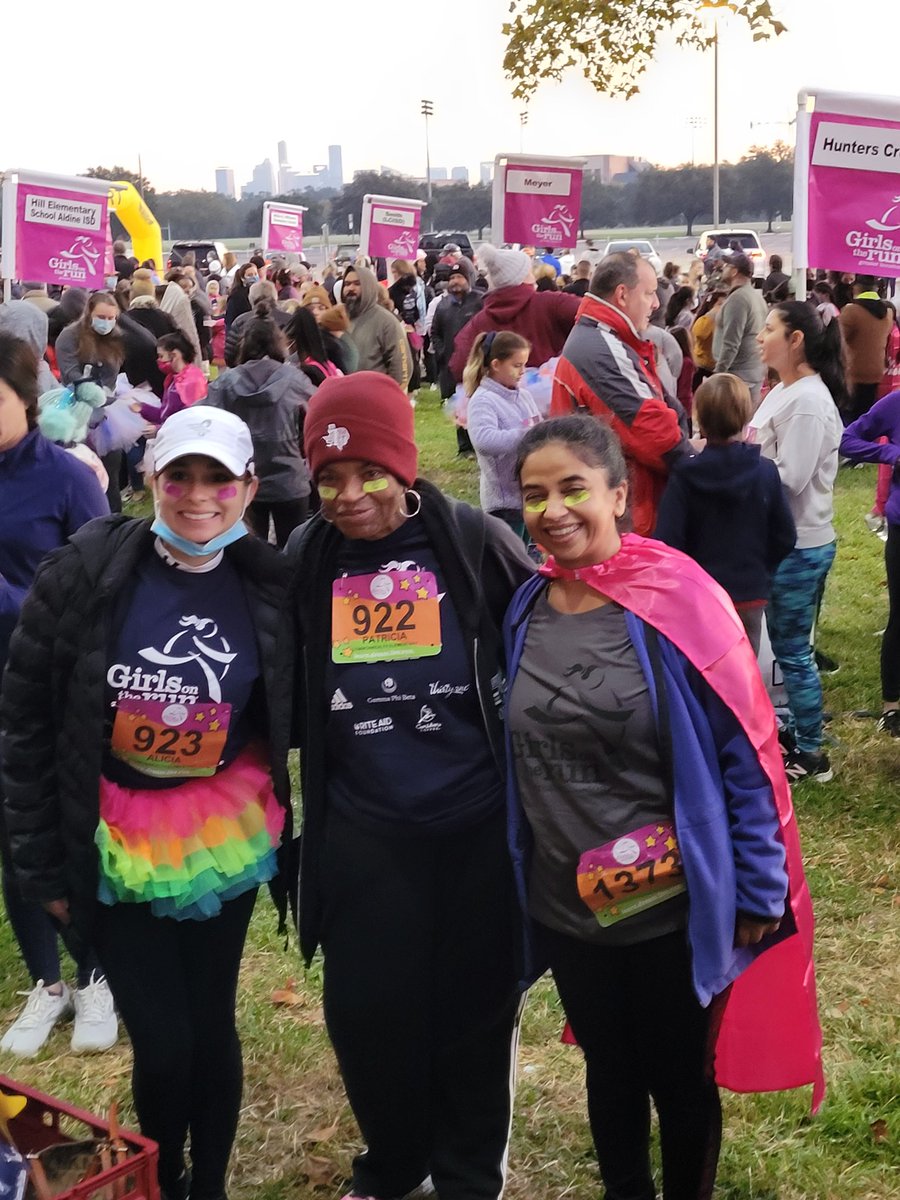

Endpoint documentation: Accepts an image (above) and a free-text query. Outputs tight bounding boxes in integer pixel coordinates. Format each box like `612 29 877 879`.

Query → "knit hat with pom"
477 244 533 290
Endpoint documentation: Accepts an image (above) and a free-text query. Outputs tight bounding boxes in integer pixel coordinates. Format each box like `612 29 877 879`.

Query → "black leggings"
319 808 520 1200
882 522 900 701
535 923 722 1200
92 889 257 1200
246 497 309 548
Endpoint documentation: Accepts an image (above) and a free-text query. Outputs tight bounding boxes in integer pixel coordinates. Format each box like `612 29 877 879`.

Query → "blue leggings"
0 806 98 988
767 542 836 753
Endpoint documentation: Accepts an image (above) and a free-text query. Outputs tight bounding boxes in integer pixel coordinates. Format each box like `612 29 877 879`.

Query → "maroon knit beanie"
304 372 418 486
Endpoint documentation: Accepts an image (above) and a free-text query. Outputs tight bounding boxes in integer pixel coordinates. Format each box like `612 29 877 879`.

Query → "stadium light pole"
421 99 434 202
520 111 529 153
687 116 706 167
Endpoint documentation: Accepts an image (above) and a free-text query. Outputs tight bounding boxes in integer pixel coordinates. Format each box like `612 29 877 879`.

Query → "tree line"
87 144 792 246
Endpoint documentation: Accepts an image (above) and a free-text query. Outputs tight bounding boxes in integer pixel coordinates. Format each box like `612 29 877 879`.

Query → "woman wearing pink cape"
503 415 823 1200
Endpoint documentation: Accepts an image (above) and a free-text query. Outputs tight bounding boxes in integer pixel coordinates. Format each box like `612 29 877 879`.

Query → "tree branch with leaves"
502 0 786 101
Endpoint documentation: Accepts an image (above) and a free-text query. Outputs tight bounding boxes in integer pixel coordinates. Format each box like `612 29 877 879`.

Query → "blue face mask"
92 316 116 336
151 512 249 557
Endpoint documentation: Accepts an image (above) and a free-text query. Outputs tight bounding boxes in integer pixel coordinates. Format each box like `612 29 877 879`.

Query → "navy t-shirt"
325 520 501 830
103 549 260 789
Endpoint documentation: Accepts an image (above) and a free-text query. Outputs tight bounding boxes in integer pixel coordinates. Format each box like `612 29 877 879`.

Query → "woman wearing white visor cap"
0 405 294 1200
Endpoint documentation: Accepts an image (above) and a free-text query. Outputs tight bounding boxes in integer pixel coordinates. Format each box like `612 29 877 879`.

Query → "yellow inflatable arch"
108 181 164 272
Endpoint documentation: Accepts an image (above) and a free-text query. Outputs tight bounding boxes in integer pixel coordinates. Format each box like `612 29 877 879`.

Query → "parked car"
167 240 228 274
333 244 360 265
418 231 475 260
602 239 663 276
694 229 767 282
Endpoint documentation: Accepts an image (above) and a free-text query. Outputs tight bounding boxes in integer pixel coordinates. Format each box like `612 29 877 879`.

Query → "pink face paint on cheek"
216 485 238 500
163 482 185 498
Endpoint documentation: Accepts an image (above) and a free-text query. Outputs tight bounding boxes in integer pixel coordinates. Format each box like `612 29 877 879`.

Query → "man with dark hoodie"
839 275 894 421
341 265 408 388
449 245 579 381
655 373 796 654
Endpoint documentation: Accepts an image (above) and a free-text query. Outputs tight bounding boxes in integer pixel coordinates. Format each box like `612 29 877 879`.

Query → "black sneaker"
777 725 796 757
783 748 833 783
877 710 900 737
815 650 840 675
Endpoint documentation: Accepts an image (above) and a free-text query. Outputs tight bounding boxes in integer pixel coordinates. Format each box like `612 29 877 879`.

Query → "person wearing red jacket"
449 245 579 381
550 252 694 535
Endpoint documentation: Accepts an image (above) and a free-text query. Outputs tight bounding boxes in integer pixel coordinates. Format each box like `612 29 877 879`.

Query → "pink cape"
542 533 825 1112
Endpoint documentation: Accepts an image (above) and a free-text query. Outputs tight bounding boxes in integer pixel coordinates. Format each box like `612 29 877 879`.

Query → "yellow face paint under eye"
318 485 338 501
524 498 549 513
362 477 389 494
564 489 592 508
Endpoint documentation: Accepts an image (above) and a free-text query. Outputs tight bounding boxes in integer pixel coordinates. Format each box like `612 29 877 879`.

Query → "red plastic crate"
0 1074 160 1199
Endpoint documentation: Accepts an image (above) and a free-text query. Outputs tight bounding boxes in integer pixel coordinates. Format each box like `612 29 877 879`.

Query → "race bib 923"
111 698 231 778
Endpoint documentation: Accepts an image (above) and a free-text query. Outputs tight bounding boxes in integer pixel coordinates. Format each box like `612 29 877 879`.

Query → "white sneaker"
0 981 73 1057
71 973 118 1053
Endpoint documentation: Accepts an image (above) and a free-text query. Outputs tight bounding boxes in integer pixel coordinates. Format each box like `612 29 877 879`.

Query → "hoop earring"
320 509 335 524
403 489 422 519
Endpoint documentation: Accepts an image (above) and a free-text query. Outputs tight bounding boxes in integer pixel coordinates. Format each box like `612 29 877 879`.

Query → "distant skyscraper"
277 141 290 192
215 167 236 199
479 161 493 186
328 145 344 189
450 165 469 184
241 158 276 199
428 167 448 182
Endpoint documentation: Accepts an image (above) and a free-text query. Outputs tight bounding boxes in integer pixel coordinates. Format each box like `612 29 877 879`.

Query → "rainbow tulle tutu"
96 743 285 920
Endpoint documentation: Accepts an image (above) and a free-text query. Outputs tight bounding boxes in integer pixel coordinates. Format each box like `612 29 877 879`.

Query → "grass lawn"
1 391 897 1198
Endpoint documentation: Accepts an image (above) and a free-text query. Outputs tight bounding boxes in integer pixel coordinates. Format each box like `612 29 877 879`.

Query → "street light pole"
519 111 528 153
421 99 434 202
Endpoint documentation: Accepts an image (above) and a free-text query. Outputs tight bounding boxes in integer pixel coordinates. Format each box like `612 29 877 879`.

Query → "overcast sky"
3 0 892 193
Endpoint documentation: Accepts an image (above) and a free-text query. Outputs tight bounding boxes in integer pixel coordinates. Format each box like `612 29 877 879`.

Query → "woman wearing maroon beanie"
288 372 533 1200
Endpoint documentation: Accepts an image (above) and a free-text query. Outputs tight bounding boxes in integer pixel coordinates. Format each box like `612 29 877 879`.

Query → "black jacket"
286 479 534 963
0 516 294 949
430 291 484 399
124 307 179 396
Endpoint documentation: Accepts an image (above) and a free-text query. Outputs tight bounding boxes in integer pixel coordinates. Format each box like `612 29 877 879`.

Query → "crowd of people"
0 228 895 1200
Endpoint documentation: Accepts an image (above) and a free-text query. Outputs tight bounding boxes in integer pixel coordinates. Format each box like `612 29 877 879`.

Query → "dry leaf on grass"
303 1153 340 1187
302 1120 340 1144
870 1119 889 1143
271 980 304 1007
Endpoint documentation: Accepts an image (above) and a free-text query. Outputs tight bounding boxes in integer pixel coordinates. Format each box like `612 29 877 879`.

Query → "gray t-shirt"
508 594 687 945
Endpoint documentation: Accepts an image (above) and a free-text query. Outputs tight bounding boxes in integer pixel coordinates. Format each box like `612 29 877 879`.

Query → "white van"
694 229 767 282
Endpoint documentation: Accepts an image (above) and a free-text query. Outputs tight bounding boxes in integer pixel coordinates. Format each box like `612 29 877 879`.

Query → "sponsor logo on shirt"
428 681 470 697
354 717 394 737
331 688 353 711
415 705 442 733
367 676 416 704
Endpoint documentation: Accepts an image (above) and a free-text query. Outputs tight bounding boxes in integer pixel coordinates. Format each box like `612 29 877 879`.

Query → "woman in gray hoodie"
206 302 314 546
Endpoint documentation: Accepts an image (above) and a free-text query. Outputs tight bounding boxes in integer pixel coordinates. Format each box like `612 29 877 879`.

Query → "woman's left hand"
734 914 781 947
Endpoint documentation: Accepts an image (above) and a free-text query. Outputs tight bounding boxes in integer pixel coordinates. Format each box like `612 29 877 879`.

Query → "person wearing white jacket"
752 300 844 784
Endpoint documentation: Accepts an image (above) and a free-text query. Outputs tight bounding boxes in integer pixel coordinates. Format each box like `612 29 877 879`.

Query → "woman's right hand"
43 898 71 925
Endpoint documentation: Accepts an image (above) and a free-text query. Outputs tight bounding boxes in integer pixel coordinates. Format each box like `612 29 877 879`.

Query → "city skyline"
0 0 882 195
